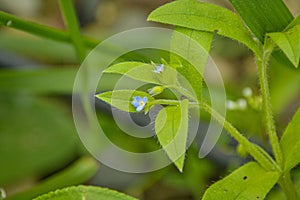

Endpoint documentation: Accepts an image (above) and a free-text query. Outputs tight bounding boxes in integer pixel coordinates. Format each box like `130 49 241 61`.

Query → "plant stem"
256 43 298 198
200 101 278 171
0 11 148 62
169 85 198 102
59 0 87 63
58 0 98 135
172 83 279 170
0 11 98 49
256 45 283 168
278 172 298 200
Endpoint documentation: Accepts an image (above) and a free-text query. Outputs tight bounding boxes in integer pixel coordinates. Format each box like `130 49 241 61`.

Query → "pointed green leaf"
267 25 300 68
285 14 300 31
203 162 280 200
96 90 154 113
280 108 300 171
171 27 213 101
148 0 259 54
104 62 177 86
155 99 189 172
33 185 137 200
229 0 293 42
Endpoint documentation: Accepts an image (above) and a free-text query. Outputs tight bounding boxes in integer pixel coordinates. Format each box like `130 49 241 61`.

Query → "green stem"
0 11 148 62
278 172 298 200
200 101 278 171
256 45 283 168
59 0 87 63
59 0 98 136
169 85 198 102
0 11 98 49
171 83 279 170
256 43 298 198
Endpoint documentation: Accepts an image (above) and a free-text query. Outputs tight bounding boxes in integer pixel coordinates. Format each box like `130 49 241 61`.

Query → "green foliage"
104 61 177 86
202 162 280 199
148 0 259 54
59 0 87 63
228 0 293 42
0 11 98 49
280 108 300 171
33 185 137 200
1 0 300 199
171 27 213 101
155 99 189 172
96 90 155 113
267 25 300 68
229 0 299 70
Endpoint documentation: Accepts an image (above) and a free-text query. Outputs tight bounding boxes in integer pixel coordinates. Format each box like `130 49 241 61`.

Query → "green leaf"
33 185 137 200
0 94 77 185
228 0 293 42
280 108 300 171
171 27 213 101
96 90 155 113
267 25 300 68
104 61 177 86
202 162 280 200
6 157 99 200
155 99 189 172
148 0 259 55
285 14 300 31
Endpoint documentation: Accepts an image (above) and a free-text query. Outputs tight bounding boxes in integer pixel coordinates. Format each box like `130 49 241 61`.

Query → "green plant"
1 0 300 199
96 0 300 199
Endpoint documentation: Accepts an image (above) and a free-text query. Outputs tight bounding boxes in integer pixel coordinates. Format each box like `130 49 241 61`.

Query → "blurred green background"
0 0 300 199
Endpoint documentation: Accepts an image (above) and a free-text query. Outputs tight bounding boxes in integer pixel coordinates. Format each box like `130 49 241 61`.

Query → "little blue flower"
153 64 164 74
131 96 148 112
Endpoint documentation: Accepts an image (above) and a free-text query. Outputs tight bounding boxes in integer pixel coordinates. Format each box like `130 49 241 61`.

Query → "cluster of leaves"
96 0 300 199
0 0 299 199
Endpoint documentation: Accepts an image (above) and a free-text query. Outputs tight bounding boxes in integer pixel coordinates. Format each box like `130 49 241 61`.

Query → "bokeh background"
0 0 300 199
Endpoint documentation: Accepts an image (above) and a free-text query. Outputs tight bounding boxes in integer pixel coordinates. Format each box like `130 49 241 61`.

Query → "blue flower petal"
153 64 164 74
131 100 139 107
133 96 142 101
136 105 144 112
131 95 147 112
142 96 148 103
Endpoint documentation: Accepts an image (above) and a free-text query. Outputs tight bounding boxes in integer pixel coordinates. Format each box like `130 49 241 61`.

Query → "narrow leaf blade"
155 99 189 172
203 162 280 200
229 0 293 42
280 108 300 171
148 0 259 54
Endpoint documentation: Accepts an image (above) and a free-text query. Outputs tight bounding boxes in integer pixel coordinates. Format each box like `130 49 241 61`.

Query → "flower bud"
147 86 164 96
